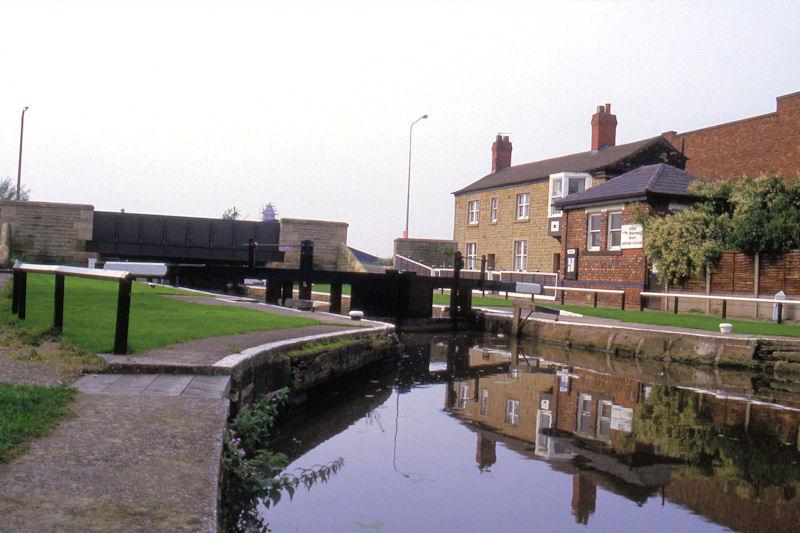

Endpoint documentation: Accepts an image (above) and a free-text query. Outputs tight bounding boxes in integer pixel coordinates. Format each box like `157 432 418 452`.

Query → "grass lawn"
0 383 75 462
297 283 352 295
1 275 320 354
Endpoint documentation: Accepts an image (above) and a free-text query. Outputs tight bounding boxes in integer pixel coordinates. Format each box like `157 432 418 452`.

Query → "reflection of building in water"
446 345 800 531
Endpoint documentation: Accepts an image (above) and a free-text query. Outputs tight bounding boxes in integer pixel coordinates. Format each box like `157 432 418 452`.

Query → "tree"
222 206 242 220
0 177 29 201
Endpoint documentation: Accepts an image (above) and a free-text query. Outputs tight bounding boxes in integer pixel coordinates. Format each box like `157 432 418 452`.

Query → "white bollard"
349 310 364 321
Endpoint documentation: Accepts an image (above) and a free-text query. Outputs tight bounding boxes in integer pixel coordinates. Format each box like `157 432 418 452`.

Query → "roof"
348 246 382 264
453 135 676 195
553 163 698 209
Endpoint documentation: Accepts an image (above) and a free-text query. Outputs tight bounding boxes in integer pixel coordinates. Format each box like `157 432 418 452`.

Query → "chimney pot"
591 103 617 150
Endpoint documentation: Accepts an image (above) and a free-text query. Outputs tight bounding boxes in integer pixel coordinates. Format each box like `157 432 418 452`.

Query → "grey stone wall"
0 200 96 265
276 218 348 270
393 238 457 268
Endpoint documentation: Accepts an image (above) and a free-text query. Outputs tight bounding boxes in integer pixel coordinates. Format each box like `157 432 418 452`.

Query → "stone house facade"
453 105 685 274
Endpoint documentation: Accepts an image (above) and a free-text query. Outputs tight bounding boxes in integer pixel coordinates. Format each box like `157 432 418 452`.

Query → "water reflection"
254 333 800 532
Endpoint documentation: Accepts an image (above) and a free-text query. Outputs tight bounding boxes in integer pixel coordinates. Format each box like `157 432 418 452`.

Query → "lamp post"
17 106 29 201
404 114 428 239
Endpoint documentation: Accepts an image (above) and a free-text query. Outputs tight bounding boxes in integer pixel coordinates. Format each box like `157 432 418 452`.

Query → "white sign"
610 405 634 432
620 224 643 249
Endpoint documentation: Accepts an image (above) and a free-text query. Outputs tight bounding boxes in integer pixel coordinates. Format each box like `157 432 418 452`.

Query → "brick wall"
664 91 800 180
393 237 456 267
276 218 348 270
560 203 648 308
453 180 561 273
0 200 95 265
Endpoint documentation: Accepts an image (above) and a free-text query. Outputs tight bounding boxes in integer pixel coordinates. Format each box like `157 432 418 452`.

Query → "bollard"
53 273 65 332
114 277 132 355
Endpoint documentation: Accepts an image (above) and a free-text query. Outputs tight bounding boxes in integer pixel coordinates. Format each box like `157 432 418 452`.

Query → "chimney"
491 134 512 172
591 103 617 150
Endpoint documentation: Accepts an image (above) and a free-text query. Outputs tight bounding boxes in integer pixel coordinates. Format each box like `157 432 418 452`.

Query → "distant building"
261 203 278 221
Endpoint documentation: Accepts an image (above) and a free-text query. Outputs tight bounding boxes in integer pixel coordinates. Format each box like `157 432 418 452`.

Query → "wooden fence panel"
710 253 735 293
759 253 786 295
733 253 755 294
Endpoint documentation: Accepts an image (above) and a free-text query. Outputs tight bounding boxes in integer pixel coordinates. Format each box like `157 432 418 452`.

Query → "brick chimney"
492 134 512 172
591 103 617 150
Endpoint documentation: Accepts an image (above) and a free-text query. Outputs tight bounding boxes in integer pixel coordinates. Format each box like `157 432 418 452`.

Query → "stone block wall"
453 180 561 273
276 218 348 270
0 200 96 265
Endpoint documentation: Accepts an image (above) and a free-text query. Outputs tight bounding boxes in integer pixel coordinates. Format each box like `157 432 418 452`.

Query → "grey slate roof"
553 163 698 209
453 135 676 195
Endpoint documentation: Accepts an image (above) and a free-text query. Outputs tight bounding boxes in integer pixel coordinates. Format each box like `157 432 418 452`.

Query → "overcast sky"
1 1 798 256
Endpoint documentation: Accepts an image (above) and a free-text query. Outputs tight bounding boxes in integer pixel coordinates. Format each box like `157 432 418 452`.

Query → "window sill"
583 250 623 257
515 218 530 223
467 222 479 227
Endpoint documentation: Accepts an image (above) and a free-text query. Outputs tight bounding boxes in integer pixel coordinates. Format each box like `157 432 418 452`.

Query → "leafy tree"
0 177 29 201
222 206 242 220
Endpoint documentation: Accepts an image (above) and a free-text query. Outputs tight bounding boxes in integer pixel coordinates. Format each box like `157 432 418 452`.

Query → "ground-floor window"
465 242 477 270
487 253 496 270
587 213 602 251
597 399 613 440
505 399 520 426
480 389 489 416
608 211 622 250
577 393 593 434
458 383 470 408
513 240 528 271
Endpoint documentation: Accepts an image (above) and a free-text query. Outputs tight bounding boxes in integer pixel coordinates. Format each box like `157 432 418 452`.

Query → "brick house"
664 90 800 181
554 163 698 307
452 105 686 274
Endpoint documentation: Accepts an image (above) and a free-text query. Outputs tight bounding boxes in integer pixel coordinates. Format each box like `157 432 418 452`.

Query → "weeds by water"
221 389 344 532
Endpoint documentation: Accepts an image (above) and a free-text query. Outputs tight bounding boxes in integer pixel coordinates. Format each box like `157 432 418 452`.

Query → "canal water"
233 332 800 532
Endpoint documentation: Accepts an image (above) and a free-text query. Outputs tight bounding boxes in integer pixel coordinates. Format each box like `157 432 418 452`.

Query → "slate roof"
454 135 678 195
553 163 698 209
348 246 382 265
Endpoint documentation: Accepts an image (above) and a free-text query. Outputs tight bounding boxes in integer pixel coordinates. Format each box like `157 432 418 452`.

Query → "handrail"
393 254 435 273
640 291 800 305
545 285 625 295
15 262 131 280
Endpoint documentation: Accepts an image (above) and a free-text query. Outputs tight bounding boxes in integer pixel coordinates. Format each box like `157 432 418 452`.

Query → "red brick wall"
664 92 800 180
560 203 649 308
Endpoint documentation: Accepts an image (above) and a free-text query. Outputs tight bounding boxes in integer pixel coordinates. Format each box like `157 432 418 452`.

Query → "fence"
12 262 133 354
641 291 800 324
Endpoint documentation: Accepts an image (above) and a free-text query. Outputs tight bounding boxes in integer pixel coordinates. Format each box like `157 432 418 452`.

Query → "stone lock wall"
453 180 561 273
0 200 96 266
275 218 348 270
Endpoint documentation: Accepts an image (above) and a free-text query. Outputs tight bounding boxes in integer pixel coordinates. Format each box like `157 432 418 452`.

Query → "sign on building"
620 224 643 249
610 405 634 432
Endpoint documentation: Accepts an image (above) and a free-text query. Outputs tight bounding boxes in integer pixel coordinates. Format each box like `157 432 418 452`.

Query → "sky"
1 1 799 257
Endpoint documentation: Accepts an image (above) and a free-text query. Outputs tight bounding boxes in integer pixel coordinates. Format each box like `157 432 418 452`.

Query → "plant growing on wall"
0 177 29 201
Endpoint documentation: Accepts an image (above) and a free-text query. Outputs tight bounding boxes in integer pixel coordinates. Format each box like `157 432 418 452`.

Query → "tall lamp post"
17 106 29 201
404 114 428 239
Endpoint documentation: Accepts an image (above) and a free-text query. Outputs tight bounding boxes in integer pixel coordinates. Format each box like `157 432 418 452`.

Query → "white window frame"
505 399 520 426
516 193 530 220
458 383 470 408
513 240 527 271
587 213 602 251
480 388 489 416
490 197 498 222
467 200 480 225
577 393 593 434
549 172 592 217
465 243 477 270
607 211 622 250
597 399 613 440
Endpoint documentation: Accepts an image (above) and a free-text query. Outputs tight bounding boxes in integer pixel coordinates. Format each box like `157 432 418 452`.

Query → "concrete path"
0 375 230 533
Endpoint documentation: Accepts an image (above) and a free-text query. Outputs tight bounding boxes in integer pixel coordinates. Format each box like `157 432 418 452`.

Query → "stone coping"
0 199 94 209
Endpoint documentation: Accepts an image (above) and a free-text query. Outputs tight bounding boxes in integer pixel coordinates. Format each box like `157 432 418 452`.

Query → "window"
587 213 602 251
468 200 480 224
505 399 520 426
458 384 470 408
465 243 477 270
607 211 622 250
549 173 592 216
553 253 561 273
577 393 593 434
597 400 613 440
480 389 489 416
513 240 527 271
487 254 496 270
490 197 498 222
516 193 530 220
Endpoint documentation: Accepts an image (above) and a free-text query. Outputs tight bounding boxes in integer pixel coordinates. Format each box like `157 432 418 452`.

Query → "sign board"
610 405 634 432
565 248 578 280
620 224 643 249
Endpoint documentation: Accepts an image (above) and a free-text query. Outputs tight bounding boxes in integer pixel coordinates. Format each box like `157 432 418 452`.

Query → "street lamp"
17 106 29 201
404 114 428 239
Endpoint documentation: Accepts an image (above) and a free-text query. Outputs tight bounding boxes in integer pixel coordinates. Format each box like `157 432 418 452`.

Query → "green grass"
0 383 76 462
295 283 351 295
1 275 320 354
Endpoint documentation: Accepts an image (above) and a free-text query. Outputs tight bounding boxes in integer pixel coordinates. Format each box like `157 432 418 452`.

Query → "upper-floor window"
587 213 602 251
490 197 498 222
468 200 480 224
458 383 470 408
480 388 489 416
607 211 622 250
516 193 530 220
465 243 477 270
513 240 527 271
549 173 592 216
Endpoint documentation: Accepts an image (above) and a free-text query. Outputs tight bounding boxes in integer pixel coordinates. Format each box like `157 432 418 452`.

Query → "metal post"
721 299 727 319
404 114 428 238
592 291 598 308
479 255 486 290
450 251 463 323
281 280 293 305
248 238 256 269
778 303 784 324
11 270 19 314
53 273 65 332
673 296 679 314
330 282 343 314
17 106 29 201
299 280 312 300
17 271 27 320
113 277 132 355
640 294 645 312
560 289 566 305
620 292 626 311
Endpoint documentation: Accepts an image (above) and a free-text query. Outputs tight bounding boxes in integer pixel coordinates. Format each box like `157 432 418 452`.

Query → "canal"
227 332 800 532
